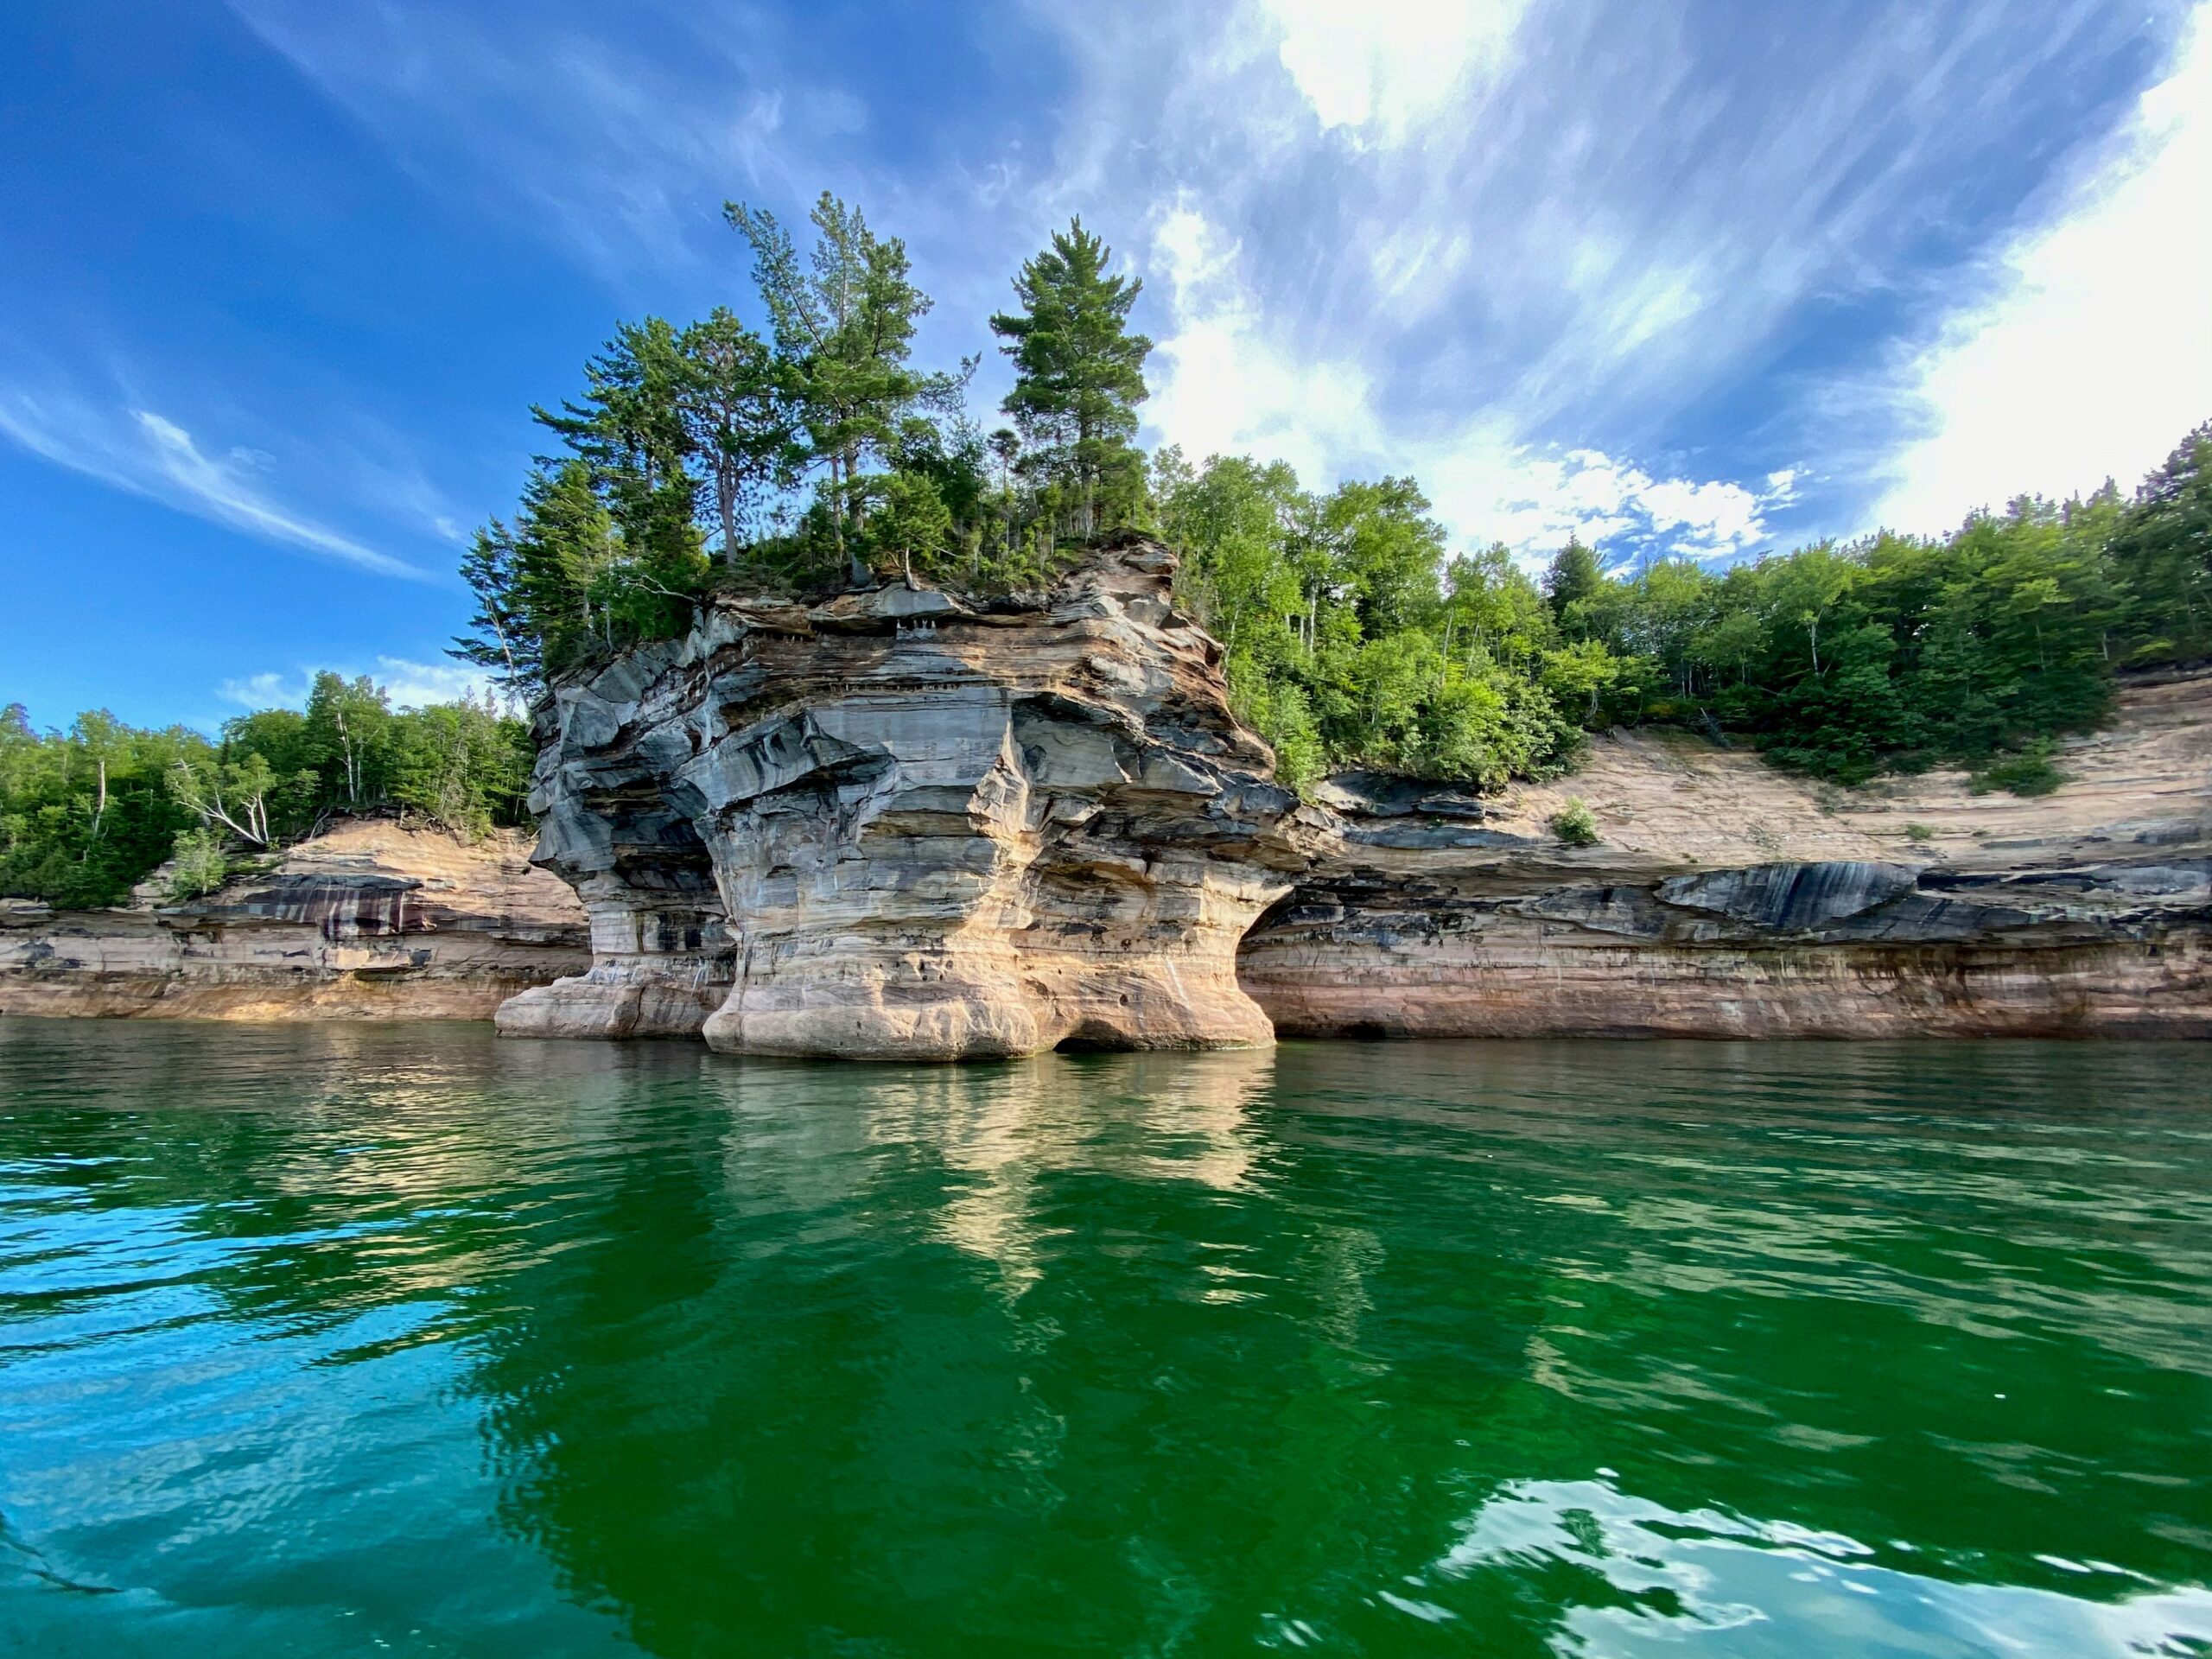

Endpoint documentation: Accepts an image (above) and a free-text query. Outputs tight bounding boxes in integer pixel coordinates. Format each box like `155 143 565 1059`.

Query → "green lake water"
0 1020 2207 1657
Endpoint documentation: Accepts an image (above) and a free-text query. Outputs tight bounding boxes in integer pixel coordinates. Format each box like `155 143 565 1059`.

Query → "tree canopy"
2 682 533 909
440 185 2207 808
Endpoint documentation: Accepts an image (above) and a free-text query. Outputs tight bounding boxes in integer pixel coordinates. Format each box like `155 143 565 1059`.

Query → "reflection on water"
1432 1476 2212 1656
0 1021 2207 1656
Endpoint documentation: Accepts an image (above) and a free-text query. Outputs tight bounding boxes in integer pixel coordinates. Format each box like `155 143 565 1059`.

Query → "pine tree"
1545 537 1604 631
990 218 1152 536
725 194 939 576
2111 420 2212 662
675 308 800 569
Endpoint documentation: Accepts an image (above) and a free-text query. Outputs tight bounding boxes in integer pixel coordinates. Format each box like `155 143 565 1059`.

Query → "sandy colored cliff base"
1239 670 2212 1039
1 817 589 1021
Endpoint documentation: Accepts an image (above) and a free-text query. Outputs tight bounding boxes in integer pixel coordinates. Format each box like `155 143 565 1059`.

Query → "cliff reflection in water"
1 1022 2208 1657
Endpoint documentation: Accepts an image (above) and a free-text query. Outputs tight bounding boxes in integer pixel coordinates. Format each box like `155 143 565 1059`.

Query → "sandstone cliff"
0 818 589 1021
1240 671 2211 1038
508 542 2209 1054
500 539 1310 1058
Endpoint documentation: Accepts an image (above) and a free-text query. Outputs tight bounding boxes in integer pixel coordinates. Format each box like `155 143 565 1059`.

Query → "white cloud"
372 658 504 709
0 388 427 579
1262 0 1527 141
1872 5 2212 532
219 657 506 713
1142 200 1777 564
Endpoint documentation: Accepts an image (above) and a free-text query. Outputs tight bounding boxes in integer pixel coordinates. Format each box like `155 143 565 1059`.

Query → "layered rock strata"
1 819 589 1021
1238 672 2212 1038
506 538 2209 1052
498 540 1309 1058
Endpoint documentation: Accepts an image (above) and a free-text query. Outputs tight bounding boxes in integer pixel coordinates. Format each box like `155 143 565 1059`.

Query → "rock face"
0 819 590 1021
499 539 1308 1058
509 540 2210 1052
1238 671 2212 1039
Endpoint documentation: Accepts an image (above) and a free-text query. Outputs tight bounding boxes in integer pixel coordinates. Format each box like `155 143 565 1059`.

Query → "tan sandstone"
503 537 2209 1055
1 817 589 1021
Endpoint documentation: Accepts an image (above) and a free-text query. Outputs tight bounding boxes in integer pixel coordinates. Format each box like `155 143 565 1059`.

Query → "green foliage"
2 684 536 909
850 470 956 582
1969 741 2069 798
387 699 536 839
1546 538 1604 630
2109 421 2212 664
1156 451 1583 791
0 704 207 907
1904 822 1936 842
165 826 229 902
1550 798 1600 846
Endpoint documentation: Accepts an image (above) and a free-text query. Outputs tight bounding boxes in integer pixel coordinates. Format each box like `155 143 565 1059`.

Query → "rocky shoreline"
7 546 2203 1047
0 819 588 1021
499 540 2211 1055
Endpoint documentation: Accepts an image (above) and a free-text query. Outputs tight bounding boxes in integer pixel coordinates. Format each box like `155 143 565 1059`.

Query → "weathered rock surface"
510 536 2209 1052
1 818 589 1021
1238 671 2212 1038
501 539 1309 1058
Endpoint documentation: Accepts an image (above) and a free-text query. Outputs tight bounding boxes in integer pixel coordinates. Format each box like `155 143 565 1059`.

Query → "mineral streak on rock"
505 540 2210 1054
1 818 590 1021
1238 671 2212 1039
499 538 1312 1059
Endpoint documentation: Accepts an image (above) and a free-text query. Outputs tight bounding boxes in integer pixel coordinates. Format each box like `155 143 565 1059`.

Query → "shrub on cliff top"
1969 741 2069 797
1550 798 1601 846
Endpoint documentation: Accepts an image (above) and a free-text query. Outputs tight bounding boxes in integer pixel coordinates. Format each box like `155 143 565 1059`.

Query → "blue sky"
3 0 2208 731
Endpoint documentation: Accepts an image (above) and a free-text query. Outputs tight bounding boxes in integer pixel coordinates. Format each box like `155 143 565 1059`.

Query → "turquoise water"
0 1020 2207 1656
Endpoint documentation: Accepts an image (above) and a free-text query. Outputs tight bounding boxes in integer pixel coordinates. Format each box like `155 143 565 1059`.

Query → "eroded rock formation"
505 540 2210 1054
1 818 589 1020
1239 673 2212 1038
499 540 1310 1058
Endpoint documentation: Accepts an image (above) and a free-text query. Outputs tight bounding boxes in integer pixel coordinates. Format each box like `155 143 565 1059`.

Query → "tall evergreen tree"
989 218 1152 534
1544 537 1605 631
2111 420 2212 662
674 308 801 569
725 194 939 576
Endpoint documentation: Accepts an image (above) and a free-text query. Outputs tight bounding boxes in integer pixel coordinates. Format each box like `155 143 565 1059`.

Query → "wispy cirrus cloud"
0 385 429 579
228 0 846 286
219 656 505 712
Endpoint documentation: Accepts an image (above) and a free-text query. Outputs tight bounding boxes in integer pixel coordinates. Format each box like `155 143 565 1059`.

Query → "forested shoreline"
450 191 2211 796
0 677 531 909
7 193 2208 909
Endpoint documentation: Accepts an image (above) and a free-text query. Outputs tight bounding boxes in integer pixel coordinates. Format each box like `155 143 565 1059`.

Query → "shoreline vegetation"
6 194 2208 911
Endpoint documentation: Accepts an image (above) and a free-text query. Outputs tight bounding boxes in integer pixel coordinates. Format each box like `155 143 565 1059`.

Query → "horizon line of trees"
1169 423 2209 792
454 195 1153 692
0 674 533 910
448 187 2209 801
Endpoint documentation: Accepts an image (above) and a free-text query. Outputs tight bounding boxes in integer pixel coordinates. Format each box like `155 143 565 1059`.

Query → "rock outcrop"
505 537 2210 1053
499 540 1309 1058
1 818 589 1021
1238 671 2212 1038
